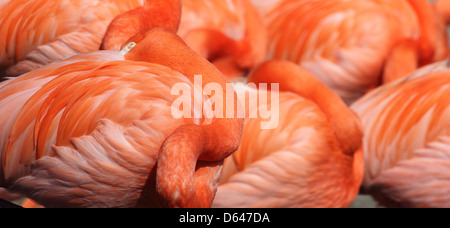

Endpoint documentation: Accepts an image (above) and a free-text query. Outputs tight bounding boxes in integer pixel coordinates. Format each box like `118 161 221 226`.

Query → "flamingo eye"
120 42 137 55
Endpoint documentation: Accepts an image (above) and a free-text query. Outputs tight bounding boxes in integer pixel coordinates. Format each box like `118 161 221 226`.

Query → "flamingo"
0 0 181 206
0 0 150 77
351 59 450 208
213 60 364 208
0 28 244 208
249 0 449 104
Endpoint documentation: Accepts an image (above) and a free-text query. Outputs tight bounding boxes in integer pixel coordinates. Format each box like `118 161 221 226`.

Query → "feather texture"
0 0 145 76
214 61 363 208
352 60 450 207
250 0 449 104
0 29 243 208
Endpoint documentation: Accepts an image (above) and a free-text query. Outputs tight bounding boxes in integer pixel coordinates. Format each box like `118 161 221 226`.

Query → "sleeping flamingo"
0 0 151 77
351 59 450 208
213 60 364 208
250 0 449 104
0 0 182 206
0 28 244 208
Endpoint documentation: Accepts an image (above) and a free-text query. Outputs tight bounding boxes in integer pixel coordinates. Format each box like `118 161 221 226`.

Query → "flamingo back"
250 0 448 104
0 0 145 76
351 60 450 207
214 86 363 208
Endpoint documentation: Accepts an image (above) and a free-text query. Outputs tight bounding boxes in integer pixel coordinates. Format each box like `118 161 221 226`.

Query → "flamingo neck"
101 0 181 50
123 29 228 87
123 29 244 207
406 0 446 65
123 29 243 158
248 60 363 155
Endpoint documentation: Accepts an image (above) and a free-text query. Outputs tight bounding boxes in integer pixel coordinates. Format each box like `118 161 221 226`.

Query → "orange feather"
213 60 363 208
1 0 266 81
352 60 450 208
0 0 146 77
250 0 449 104
0 29 243 208
179 0 267 79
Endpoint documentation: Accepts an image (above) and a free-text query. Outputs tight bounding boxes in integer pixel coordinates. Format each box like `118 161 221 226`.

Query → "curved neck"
248 60 362 155
407 0 443 64
124 29 244 207
124 29 244 158
101 0 181 50
124 29 228 87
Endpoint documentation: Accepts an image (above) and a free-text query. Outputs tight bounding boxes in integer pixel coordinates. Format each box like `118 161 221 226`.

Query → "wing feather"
352 61 450 194
0 0 145 75
0 50 194 186
370 133 450 208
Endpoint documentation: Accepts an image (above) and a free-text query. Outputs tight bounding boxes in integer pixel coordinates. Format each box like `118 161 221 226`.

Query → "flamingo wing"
0 0 145 76
370 133 450 208
0 50 213 207
351 60 450 207
249 0 448 104
214 86 362 208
